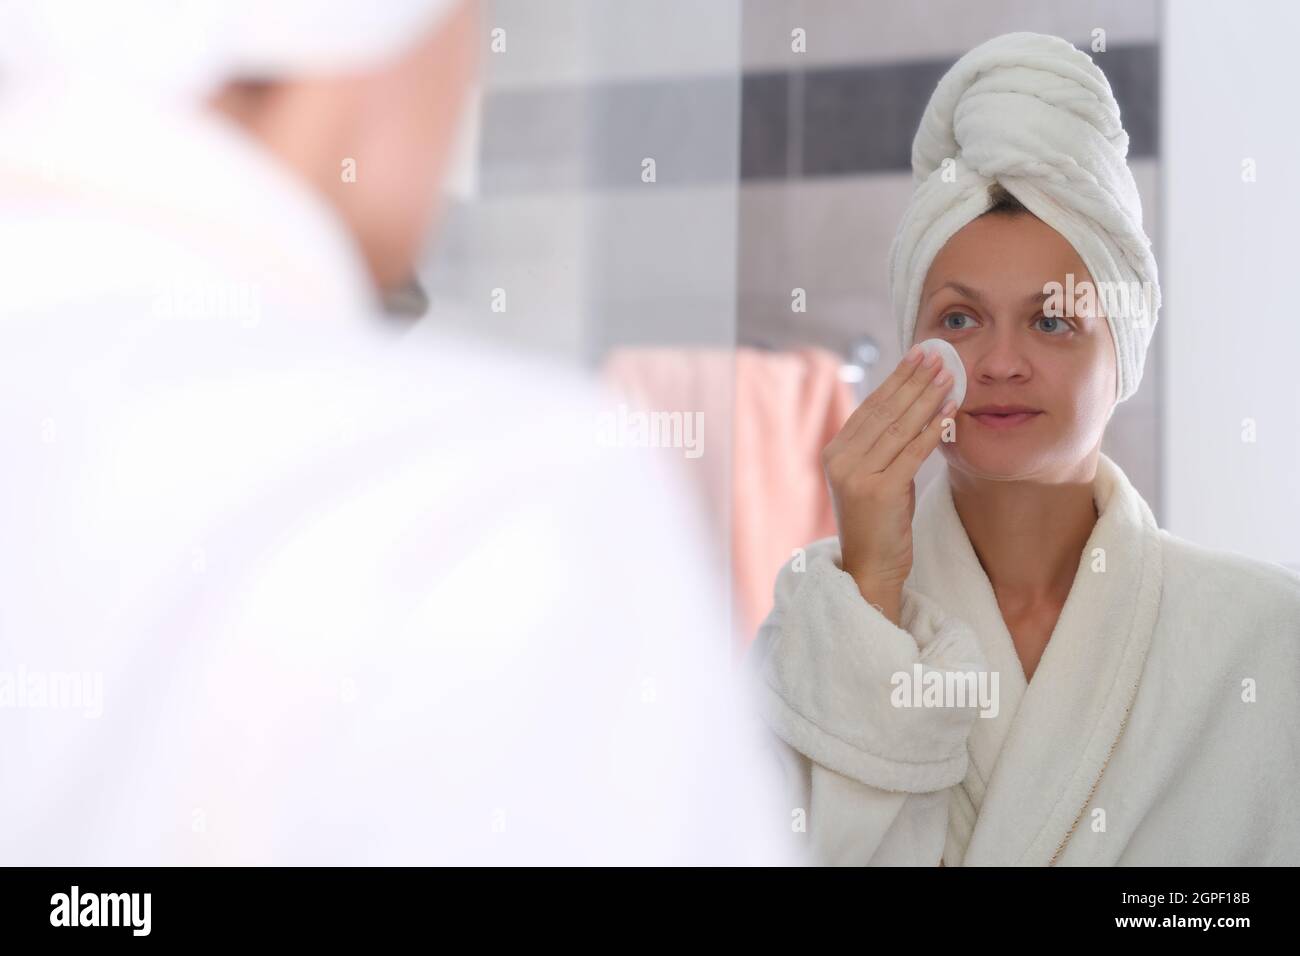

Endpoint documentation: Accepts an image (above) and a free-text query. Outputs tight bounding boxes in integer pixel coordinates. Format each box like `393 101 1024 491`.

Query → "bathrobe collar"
907 451 1164 865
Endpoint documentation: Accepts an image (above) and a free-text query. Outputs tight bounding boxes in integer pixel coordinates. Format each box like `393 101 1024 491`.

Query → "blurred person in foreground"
0 0 795 865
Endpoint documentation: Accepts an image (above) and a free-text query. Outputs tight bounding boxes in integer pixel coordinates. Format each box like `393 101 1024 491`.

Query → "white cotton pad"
915 338 966 410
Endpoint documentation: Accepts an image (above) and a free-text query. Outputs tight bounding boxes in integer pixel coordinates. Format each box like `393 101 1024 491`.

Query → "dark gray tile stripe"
480 76 743 193
754 41 1159 179
480 41 1158 193
792 42 1158 178
739 72 790 179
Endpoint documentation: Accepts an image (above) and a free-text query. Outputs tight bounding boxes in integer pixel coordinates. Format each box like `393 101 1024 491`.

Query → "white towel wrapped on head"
888 32 1160 405
0 0 460 104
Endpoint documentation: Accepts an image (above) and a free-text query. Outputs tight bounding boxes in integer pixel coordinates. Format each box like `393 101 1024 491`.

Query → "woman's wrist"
851 575 904 627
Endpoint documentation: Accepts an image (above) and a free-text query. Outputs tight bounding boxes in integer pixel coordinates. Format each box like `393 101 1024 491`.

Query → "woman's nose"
968 326 1032 383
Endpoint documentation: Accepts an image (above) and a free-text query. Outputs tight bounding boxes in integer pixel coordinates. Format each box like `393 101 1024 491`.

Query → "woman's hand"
821 344 957 623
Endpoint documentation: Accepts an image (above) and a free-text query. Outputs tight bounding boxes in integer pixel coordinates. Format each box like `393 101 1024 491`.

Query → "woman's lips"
967 410 1042 429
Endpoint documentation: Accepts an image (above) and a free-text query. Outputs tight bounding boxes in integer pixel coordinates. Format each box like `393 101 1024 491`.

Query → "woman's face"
916 212 1118 481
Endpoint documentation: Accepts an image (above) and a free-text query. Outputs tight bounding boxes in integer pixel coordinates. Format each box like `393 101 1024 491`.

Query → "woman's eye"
1034 315 1071 334
942 312 974 331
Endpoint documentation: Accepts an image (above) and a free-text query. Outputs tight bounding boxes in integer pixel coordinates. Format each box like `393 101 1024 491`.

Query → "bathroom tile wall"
415 1 748 638
420 0 1164 515
420 0 745 364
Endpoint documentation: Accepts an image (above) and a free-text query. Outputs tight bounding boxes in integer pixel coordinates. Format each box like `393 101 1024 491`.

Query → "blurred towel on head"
0 0 461 104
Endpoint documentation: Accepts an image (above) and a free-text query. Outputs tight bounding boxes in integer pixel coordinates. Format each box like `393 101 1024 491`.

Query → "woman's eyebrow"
925 281 984 306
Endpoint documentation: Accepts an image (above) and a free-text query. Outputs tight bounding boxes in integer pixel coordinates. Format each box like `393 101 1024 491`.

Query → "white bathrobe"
0 96 793 865
747 452 1300 865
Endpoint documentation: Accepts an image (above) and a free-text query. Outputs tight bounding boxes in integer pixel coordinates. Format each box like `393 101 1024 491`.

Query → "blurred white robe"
0 96 794 865
748 452 1300 865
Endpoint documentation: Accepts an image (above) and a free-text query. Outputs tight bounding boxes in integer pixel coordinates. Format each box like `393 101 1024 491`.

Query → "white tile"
418 194 590 357
742 0 1159 71
484 0 743 90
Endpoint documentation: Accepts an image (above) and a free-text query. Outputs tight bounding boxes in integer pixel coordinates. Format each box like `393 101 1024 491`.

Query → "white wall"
1162 0 1300 570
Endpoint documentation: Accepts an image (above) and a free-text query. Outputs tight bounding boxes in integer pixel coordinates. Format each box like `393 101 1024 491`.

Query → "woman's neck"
947 456 1101 610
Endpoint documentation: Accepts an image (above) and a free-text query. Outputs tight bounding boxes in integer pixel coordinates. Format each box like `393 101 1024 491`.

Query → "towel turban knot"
888 32 1161 404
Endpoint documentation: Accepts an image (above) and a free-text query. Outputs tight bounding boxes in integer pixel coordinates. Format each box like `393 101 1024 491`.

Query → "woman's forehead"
923 215 1091 299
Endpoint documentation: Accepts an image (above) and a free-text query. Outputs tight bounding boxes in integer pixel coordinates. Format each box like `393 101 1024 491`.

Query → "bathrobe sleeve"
744 537 986 865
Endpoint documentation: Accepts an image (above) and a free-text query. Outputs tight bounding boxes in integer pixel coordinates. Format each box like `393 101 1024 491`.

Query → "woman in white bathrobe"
746 33 1300 866
0 0 793 865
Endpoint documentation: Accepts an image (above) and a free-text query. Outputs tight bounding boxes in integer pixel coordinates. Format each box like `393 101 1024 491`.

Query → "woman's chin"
939 443 1055 481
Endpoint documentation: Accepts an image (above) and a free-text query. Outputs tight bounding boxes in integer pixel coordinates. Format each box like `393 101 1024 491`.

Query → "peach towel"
600 347 856 647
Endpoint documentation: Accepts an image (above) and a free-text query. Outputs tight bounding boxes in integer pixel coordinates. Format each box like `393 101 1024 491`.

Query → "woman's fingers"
861 358 953 474
821 346 958 594
881 397 958 490
837 350 943 462
836 345 927 445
